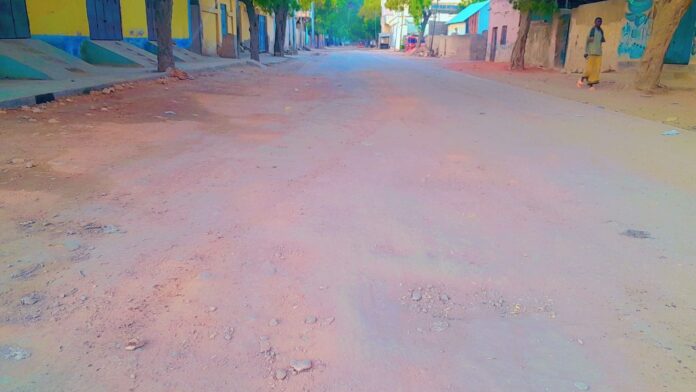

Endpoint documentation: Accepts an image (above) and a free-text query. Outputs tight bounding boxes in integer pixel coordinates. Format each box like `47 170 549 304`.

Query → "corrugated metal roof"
446 0 490 25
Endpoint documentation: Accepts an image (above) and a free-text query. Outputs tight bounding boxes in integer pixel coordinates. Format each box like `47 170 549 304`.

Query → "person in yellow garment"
577 17 606 90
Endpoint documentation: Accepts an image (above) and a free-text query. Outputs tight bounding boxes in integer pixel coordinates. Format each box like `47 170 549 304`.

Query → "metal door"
189 0 203 54
489 27 497 61
220 4 229 36
146 0 157 40
86 0 123 40
0 0 30 39
258 15 267 52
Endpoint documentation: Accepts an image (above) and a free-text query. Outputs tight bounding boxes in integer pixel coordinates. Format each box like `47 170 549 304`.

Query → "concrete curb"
0 60 249 110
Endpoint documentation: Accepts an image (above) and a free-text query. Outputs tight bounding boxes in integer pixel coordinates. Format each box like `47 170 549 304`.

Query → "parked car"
378 33 390 49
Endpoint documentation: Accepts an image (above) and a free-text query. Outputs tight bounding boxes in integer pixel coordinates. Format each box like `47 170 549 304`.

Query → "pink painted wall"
486 0 520 63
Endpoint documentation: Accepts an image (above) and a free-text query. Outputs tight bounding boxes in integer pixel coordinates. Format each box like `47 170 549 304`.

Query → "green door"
665 1 696 65
0 0 30 39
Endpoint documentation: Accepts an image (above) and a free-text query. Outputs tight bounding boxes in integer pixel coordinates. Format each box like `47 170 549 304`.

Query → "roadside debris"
662 130 680 136
574 381 590 391
290 359 312 373
20 292 42 306
305 316 318 325
621 229 652 239
274 369 288 380
0 345 31 361
124 338 145 351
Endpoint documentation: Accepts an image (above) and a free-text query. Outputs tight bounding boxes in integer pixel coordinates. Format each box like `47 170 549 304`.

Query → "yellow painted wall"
199 0 236 55
25 0 189 39
121 0 148 38
26 0 89 36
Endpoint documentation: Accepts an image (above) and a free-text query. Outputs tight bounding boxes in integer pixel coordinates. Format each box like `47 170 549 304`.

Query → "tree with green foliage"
359 0 382 41
385 0 432 49
508 0 555 70
315 0 378 43
258 0 301 56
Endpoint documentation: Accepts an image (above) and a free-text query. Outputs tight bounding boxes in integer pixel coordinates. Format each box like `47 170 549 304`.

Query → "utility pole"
235 0 241 57
429 0 439 56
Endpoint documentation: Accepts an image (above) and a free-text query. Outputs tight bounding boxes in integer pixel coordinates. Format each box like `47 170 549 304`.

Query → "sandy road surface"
1 50 695 391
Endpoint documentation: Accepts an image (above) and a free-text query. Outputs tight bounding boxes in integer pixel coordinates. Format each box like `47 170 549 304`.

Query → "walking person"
577 17 606 90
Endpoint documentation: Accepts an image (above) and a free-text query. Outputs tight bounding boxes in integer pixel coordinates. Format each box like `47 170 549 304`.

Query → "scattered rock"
665 116 678 122
164 111 177 116
290 359 312 373
208 306 217 312
25 161 36 168
167 68 191 80
574 381 590 391
621 229 652 239
662 129 680 137
0 345 31 360
11 263 42 280
431 320 449 333
321 317 335 326
305 316 317 325
124 338 145 351
259 340 272 353
63 239 82 251
269 318 280 327
20 292 41 306
411 289 422 301
10 158 25 164
274 369 288 380
47 118 60 124
439 294 450 303
223 327 235 341
102 87 115 94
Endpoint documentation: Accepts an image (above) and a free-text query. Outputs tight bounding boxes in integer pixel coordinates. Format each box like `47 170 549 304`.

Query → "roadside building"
446 0 491 36
485 0 519 62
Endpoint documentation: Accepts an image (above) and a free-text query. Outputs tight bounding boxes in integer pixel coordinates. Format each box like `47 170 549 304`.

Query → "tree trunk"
273 5 288 56
510 10 531 70
241 0 260 61
635 0 693 91
155 0 174 72
418 10 431 49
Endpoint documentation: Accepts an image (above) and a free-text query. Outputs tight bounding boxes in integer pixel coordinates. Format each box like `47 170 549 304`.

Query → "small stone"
223 327 234 341
124 338 145 351
411 290 422 301
208 306 217 312
574 381 590 391
63 239 82 251
129 374 136 379
48 118 59 124
665 116 678 122
100 107 109 112
431 320 449 333
20 292 41 306
305 316 317 325
0 345 31 360
439 293 450 302
164 111 177 116
321 317 335 326
259 340 272 353
274 369 288 380
25 161 36 168
269 318 280 326
621 229 652 239
10 158 25 164
290 359 312 373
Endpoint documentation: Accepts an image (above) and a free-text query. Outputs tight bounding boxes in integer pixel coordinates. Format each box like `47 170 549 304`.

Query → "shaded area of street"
1 50 695 391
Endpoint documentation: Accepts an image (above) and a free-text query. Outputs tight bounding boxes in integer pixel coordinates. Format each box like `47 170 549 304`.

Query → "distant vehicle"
378 33 390 49
404 35 418 51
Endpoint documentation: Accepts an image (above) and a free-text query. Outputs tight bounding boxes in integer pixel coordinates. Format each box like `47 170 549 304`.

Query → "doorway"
145 0 157 40
489 26 497 61
189 0 203 54
0 0 30 39
258 15 268 52
220 4 229 36
86 0 123 40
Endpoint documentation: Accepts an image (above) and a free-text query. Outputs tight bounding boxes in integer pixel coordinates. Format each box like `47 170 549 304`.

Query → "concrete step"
84 40 157 67
0 39 96 80
144 41 211 63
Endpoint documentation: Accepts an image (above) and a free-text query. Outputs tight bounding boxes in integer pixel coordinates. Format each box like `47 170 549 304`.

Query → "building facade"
485 0 519 62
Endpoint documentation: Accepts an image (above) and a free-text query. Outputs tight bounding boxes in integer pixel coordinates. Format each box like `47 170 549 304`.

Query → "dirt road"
1 50 695 392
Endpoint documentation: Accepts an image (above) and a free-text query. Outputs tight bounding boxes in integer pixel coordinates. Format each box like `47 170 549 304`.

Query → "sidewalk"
0 53 291 109
441 60 696 132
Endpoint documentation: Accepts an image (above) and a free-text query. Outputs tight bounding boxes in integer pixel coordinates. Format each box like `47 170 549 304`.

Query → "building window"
501 25 507 45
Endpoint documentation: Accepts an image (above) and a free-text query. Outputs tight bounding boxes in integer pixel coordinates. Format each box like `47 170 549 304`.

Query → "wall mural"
618 0 653 59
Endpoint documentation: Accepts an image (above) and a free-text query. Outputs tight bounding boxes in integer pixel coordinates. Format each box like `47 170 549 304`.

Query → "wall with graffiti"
617 0 653 60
